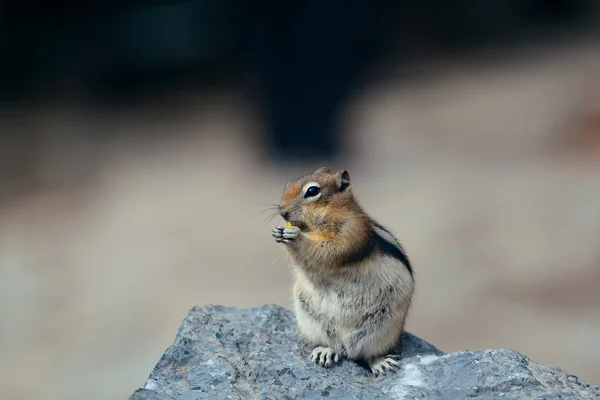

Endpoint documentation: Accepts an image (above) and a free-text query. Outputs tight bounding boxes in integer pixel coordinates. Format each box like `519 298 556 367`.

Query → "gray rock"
130 305 600 400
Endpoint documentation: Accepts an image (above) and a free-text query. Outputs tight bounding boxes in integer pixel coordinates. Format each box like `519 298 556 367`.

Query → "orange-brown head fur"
278 168 377 269
279 167 366 232
279 168 382 273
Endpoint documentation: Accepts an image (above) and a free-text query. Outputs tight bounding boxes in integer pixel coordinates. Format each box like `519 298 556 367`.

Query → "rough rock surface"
130 305 600 400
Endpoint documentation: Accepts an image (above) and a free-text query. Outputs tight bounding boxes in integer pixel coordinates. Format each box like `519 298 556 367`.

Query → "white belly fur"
292 257 414 360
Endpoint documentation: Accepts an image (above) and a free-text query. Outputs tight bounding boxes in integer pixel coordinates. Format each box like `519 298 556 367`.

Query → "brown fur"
279 168 374 269
274 167 415 375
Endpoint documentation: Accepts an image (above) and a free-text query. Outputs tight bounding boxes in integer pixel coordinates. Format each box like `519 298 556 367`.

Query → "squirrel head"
278 167 357 232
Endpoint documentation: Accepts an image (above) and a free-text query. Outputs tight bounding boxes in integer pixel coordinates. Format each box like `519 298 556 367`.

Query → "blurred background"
2 1 600 399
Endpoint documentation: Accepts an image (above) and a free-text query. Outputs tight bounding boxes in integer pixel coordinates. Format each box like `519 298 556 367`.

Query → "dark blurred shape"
1 0 599 161
237 0 386 161
1 1 238 99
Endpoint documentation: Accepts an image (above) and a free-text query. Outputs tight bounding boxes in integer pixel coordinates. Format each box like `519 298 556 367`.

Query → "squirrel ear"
315 167 331 174
336 170 351 191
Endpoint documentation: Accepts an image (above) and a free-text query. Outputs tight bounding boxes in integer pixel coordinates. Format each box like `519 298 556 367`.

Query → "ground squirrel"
271 167 415 376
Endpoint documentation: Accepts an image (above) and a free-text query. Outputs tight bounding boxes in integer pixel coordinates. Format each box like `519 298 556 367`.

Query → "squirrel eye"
304 186 321 198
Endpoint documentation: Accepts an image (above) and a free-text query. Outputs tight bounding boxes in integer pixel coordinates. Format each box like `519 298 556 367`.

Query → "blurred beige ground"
1 38 600 400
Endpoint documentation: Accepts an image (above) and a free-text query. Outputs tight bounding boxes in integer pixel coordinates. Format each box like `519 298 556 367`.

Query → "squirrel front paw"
272 227 285 243
271 226 301 244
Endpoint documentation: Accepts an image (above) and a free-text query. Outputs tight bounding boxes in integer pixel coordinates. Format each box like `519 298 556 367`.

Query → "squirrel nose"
280 209 290 221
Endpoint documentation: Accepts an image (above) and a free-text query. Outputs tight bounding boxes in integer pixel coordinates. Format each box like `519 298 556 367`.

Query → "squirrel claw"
273 226 300 244
311 346 339 368
369 356 400 377
282 226 300 243
272 227 285 242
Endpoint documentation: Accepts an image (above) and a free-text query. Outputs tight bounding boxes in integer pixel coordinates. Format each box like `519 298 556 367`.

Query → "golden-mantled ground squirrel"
272 167 415 376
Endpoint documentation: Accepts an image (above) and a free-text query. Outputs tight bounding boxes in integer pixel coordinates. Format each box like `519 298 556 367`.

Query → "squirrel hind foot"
368 355 400 377
310 346 340 368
